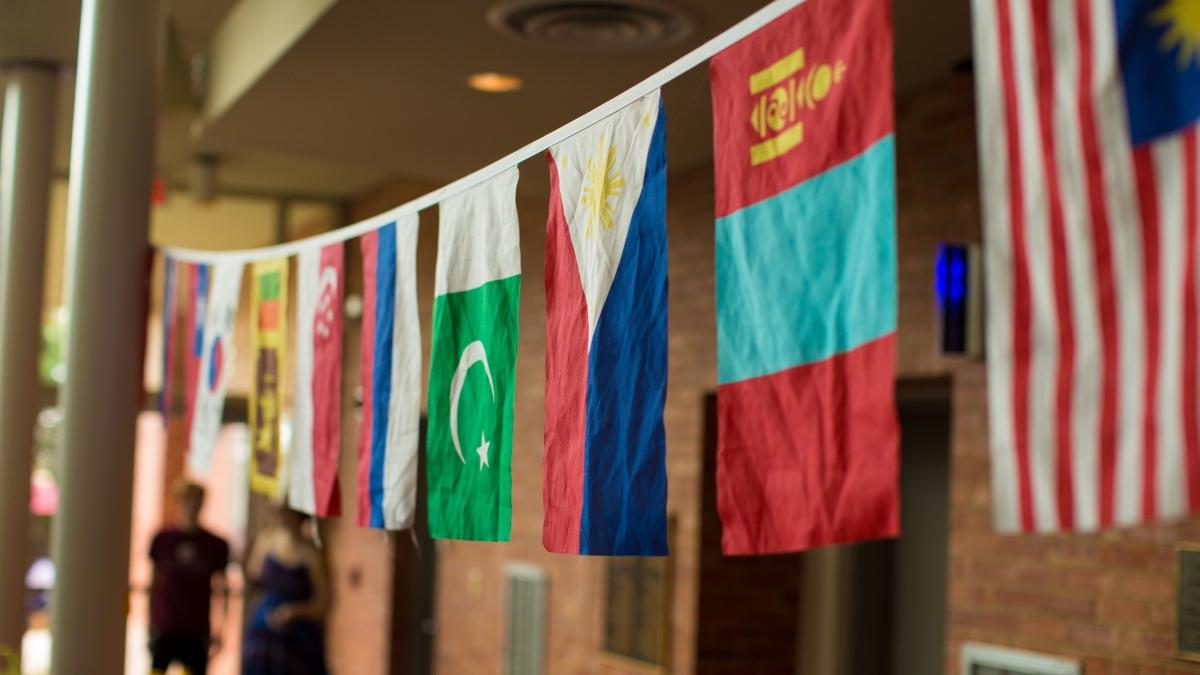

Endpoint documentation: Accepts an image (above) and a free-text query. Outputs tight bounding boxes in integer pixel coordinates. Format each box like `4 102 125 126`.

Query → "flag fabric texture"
543 91 669 556
1116 0 1200 145
189 260 244 473
160 256 179 427
974 0 1200 532
358 216 422 529
249 259 288 497
427 168 521 542
710 0 899 555
289 243 345 517
183 263 209 444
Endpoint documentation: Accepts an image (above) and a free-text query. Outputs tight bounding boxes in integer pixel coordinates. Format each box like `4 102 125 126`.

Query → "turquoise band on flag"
717 135 897 385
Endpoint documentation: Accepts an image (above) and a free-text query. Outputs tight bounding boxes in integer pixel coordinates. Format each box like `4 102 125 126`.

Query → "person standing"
242 505 330 675
148 480 230 675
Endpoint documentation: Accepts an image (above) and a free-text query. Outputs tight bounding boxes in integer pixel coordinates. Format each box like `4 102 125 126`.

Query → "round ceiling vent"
487 0 695 50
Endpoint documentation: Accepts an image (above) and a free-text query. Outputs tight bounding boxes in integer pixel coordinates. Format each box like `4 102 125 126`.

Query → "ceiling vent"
487 0 695 50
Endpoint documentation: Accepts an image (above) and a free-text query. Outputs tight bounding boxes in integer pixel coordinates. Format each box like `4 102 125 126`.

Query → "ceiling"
2 0 973 202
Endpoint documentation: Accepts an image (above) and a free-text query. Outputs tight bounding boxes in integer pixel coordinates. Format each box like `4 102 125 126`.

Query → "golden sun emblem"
580 137 624 238
1153 0 1200 69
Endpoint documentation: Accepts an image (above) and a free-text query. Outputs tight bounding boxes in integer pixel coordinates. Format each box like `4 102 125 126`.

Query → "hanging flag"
289 243 345 517
159 256 179 427
183 262 208 443
543 91 669 556
1117 0 1200 145
427 168 521 542
974 0 1200 532
710 0 899 555
189 259 244 473
249 258 289 497
358 216 421 529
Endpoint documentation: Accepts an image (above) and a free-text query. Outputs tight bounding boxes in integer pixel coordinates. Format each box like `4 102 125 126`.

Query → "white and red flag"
289 243 345 517
974 0 1200 532
188 259 243 474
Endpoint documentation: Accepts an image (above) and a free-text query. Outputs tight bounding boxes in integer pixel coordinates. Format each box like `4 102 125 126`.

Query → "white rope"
158 0 807 264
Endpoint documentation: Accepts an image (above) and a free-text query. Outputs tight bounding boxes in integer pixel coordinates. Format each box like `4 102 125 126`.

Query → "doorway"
694 376 953 674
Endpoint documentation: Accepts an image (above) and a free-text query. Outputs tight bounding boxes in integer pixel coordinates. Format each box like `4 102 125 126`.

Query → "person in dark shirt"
148 479 230 675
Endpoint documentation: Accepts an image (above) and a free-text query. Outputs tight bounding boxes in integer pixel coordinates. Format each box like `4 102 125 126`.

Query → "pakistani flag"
427 167 521 541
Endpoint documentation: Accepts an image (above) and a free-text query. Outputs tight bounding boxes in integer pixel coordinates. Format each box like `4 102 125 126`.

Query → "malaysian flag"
974 0 1200 533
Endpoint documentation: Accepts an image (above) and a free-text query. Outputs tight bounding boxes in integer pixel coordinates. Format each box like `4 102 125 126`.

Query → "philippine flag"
543 91 669 556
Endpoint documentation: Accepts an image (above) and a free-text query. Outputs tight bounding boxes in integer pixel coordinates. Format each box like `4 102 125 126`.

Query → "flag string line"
157 0 808 264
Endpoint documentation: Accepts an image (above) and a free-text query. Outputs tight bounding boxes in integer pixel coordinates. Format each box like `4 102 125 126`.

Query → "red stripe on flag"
1075 0 1120 526
1031 0 1076 529
183 264 201 444
1133 148 1161 520
717 334 899 555
357 231 379 528
1183 129 1200 511
996 0 1036 532
542 155 588 555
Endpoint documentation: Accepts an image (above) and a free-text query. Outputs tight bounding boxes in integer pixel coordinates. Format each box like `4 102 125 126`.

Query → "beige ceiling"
196 0 973 198
5 0 974 201
0 0 79 64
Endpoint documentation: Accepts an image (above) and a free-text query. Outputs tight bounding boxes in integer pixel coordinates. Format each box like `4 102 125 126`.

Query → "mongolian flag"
159 256 179 427
289 243 345 517
973 0 1200 532
426 168 521 542
543 92 669 556
710 0 899 554
189 260 243 473
358 216 422 529
250 258 288 497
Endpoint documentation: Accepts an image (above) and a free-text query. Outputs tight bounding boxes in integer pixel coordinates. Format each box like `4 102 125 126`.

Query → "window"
603 554 672 667
962 643 1080 675
505 564 547 675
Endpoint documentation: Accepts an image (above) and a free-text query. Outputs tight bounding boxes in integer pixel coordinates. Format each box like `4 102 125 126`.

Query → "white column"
0 62 58 667
49 0 160 672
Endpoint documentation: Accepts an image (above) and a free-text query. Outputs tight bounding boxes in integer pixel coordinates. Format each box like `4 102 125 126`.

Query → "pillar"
0 62 58 667
798 547 853 674
49 0 160 672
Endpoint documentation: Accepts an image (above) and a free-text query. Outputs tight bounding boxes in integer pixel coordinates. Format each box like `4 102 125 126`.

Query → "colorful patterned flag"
189 259 244 473
289 243 345 517
249 258 288 497
543 91 669 556
427 168 521 542
358 216 422 529
974 0 1200 532
183 262 208 443
159 256 179 427
710 0 899 554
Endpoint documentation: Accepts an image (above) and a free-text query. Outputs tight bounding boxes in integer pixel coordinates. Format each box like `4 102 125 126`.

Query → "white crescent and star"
449 340 496 470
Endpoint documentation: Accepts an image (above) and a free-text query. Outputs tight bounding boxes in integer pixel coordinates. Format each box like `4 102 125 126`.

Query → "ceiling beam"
202 0 336 124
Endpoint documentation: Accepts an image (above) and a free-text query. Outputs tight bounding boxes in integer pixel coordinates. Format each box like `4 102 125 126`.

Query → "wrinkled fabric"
711 0 900 555
543 92 669 556
426 168 521 542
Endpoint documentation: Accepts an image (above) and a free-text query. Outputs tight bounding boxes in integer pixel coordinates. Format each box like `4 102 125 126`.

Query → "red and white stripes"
974 0 1200 532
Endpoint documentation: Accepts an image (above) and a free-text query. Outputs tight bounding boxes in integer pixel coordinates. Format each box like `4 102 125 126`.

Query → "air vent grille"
487 0 694 50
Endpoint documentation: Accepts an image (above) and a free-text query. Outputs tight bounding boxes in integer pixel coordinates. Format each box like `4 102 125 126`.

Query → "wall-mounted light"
467 72 523 93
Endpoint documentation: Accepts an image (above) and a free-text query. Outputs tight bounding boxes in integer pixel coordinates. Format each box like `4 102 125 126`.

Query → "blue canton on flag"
1116 0 1200 144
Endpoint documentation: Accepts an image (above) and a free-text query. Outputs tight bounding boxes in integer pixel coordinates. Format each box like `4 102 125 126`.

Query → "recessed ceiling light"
468 72 523 93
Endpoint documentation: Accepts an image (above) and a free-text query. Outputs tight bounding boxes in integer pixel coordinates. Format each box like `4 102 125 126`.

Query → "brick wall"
336 70 1200 674
349 152 716 674
892 73 1200 674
